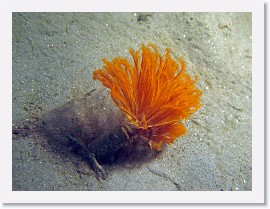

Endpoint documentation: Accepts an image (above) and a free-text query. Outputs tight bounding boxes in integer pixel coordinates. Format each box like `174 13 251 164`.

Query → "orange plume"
93 43 202 150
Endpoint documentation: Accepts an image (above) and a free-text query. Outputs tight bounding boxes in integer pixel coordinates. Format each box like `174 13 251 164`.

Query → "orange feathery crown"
93 43 202 150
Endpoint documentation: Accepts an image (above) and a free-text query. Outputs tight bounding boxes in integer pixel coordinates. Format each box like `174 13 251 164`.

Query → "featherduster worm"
93 43 202 150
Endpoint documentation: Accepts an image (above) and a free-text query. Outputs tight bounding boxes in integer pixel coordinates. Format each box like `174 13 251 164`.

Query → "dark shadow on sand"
13 89 161 178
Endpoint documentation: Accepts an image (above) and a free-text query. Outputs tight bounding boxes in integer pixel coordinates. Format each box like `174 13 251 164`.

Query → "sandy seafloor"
12 12 252 191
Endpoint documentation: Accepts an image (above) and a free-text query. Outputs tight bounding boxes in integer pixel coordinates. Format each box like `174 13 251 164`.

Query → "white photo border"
0 0 264 204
